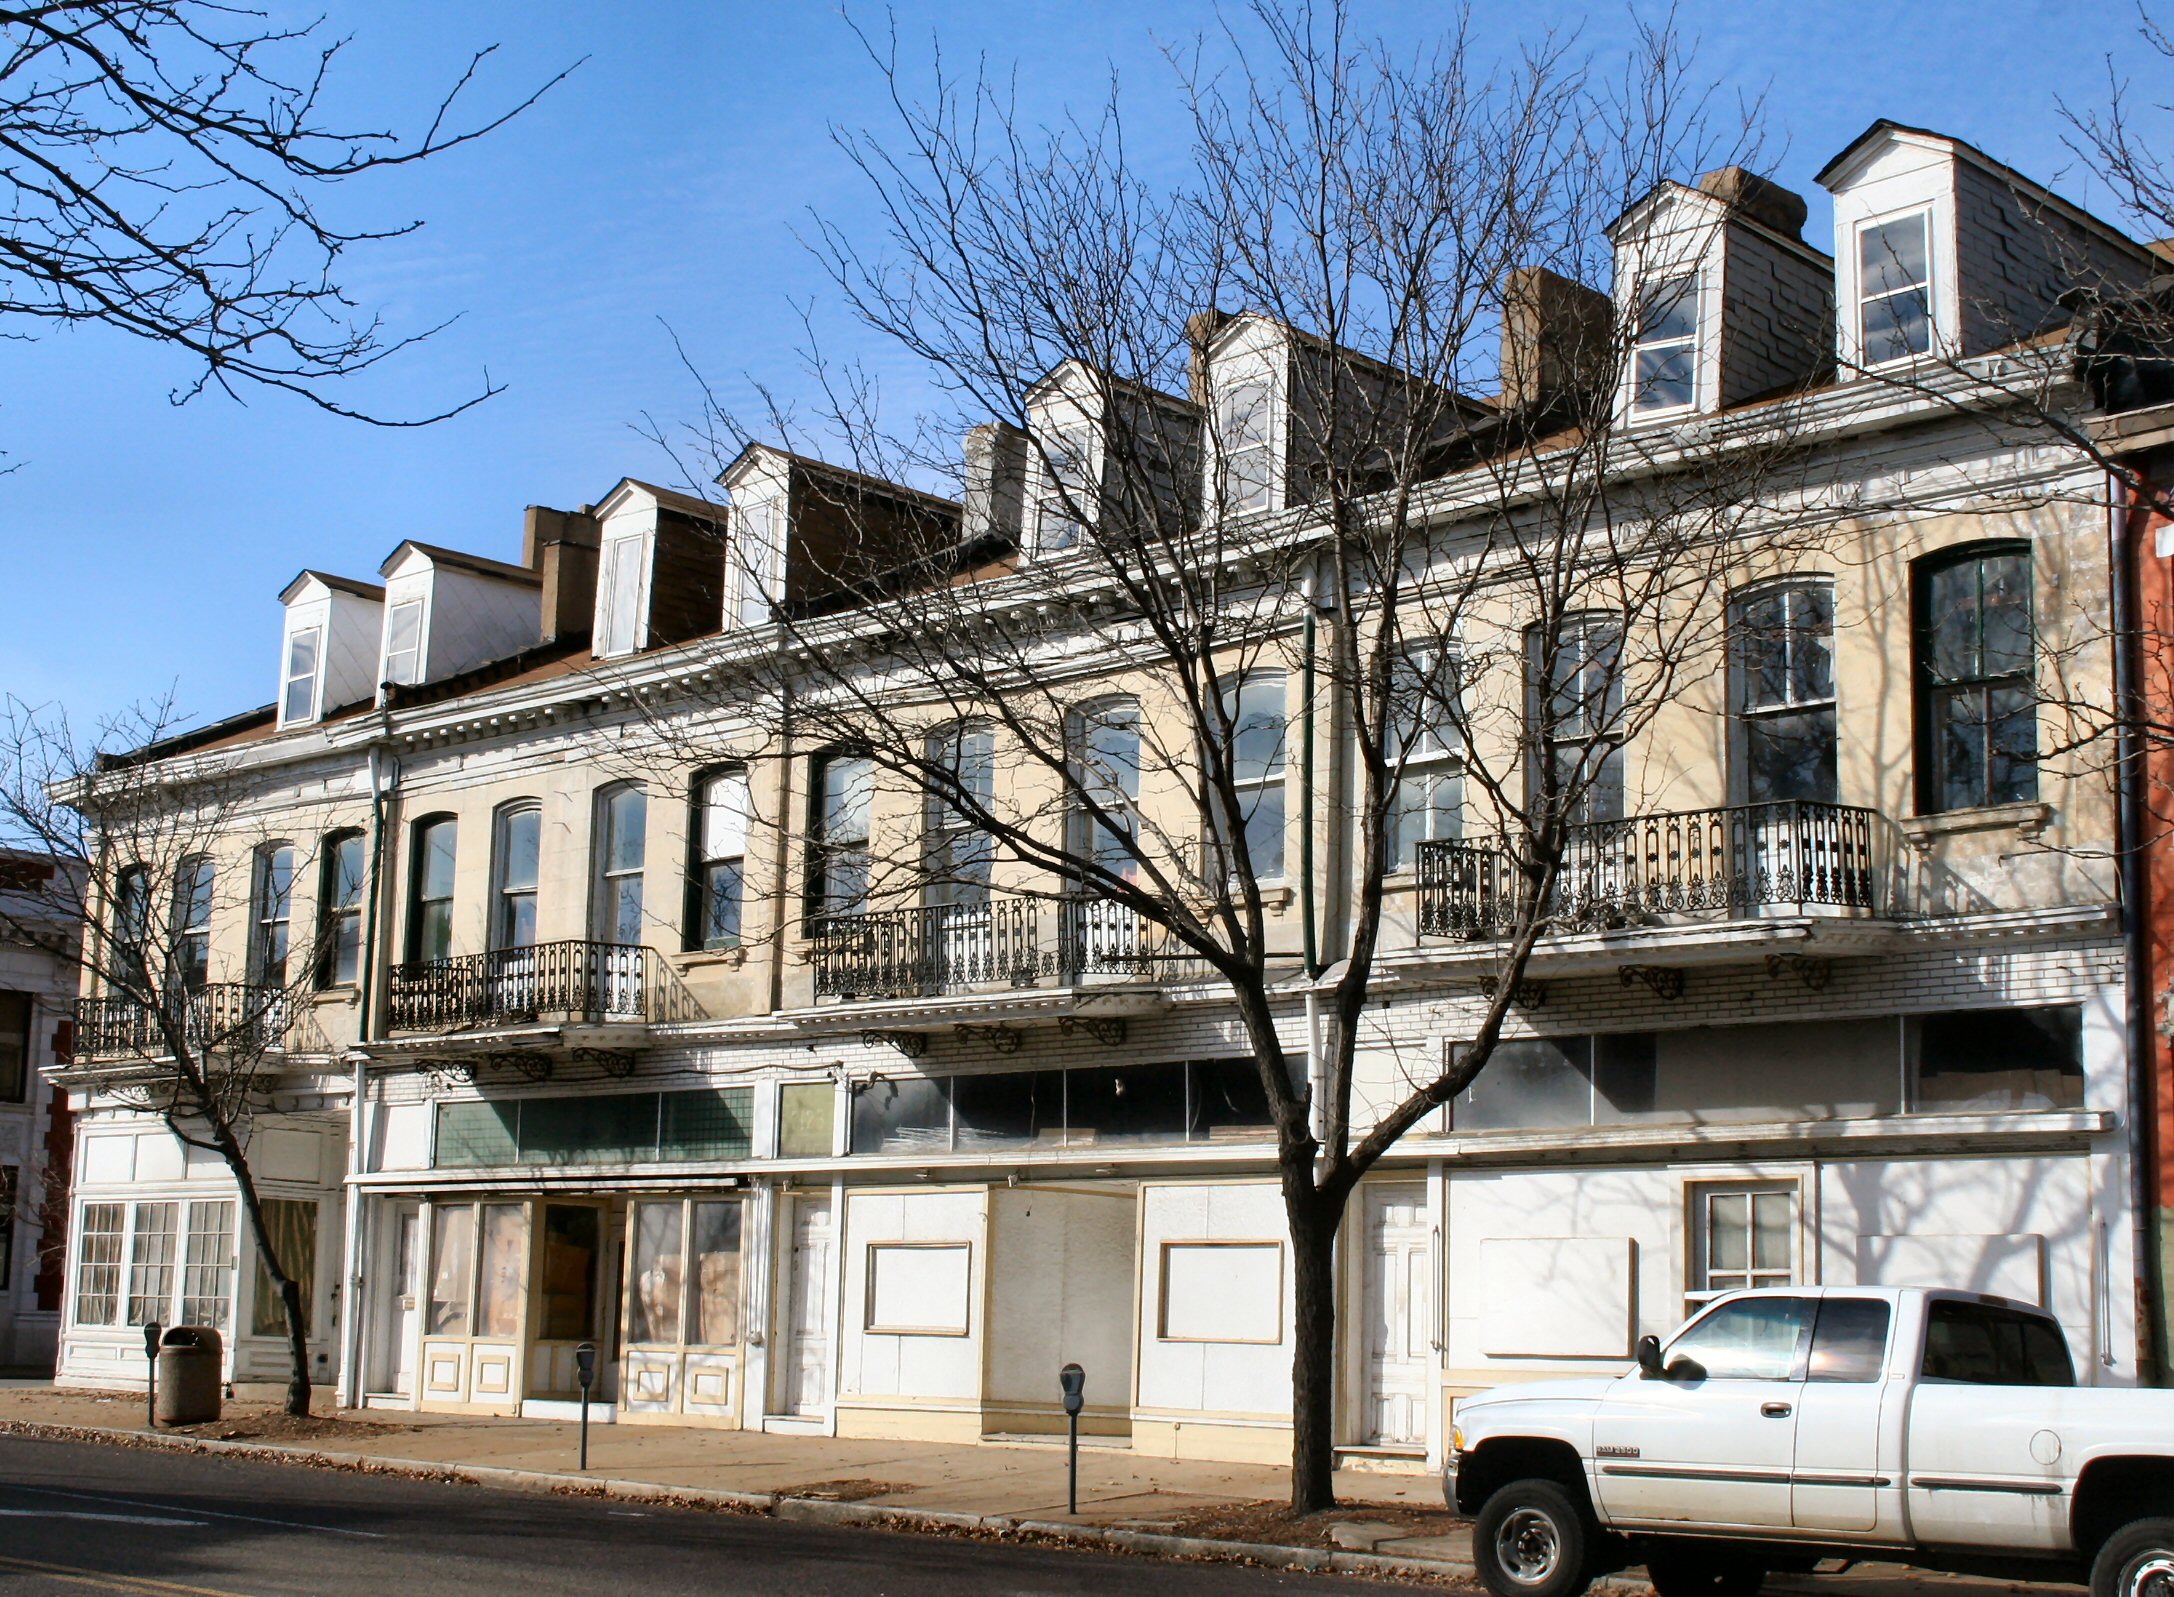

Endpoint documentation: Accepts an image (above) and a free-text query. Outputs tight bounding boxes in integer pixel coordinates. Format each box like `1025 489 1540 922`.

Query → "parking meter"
1059 1363 1084 1415
575 1341 598 1471
1058 1363 1086 1513
142 1322 161 1429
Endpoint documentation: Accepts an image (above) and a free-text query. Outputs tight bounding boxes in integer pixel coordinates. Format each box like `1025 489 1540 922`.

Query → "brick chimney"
1500 265 1614 416
1695 166 1809 240
524 504 601 644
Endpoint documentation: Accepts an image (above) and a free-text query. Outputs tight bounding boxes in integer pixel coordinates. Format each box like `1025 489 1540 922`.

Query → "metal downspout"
338 741 397 1409
1301 604 1321 980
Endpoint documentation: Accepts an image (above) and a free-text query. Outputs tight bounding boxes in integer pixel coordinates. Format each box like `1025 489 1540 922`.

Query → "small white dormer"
1199 314 1288 517
375 541 543 696
717 447 791 631
1818 120 2152 373
1020 360 1198 557
275 572 384 729
588 478 730 659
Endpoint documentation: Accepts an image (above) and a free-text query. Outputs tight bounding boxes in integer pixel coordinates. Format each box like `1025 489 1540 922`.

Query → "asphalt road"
0 1435 1409 1596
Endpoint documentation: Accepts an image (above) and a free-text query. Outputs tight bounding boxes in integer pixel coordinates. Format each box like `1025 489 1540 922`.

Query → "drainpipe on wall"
1301 601 1321 981
337 741 399 1409
2109 473 2166 1383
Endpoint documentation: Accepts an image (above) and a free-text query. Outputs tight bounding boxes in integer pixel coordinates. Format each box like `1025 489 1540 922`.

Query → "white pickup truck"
1446 1286 2174 1597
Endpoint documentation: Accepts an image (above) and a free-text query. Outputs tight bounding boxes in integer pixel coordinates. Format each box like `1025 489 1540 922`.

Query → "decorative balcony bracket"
1474 975 1548 1008
492 1050 555 1084
1618 964 1686 1001
955 1024 1023 1055
417 1058 479 1090
1764 953 1832 992
569 1046 640 1079
1058 1015 1129 1048
861 1029 930 1060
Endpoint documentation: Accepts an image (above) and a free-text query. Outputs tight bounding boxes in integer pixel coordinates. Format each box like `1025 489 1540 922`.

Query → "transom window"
808 752 873 927
1530 616 1625 825
318 831 366 987
924 723 995 909
1069 699 1142 882
689 767 750 950
594 786 647 945
382 598 425 686
174 856 215 990
1734 582 1837 804
1390 643 1464 868
492 803 542 951
1915 544 2036 814
1859 210 1932 363
281 626 321 722
1631 275 1699 413
252 845 293 987
408 817 457 963
1217 672 1288 881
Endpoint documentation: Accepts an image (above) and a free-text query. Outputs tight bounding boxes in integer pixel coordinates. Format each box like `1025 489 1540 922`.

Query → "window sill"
309 987 359 1007
1901 801 2053 847
678 945 749 971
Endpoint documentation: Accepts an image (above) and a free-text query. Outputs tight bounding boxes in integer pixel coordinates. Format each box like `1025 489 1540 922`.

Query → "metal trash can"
154 1325 223 1425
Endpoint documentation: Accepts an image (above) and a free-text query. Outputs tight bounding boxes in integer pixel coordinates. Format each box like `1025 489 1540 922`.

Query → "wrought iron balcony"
1416 800 1904 941
811 891 1184 1001
388 939 648 1034
73 982 289 1062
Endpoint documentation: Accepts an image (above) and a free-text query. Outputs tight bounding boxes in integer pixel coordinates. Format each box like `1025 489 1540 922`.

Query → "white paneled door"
1360 1184 1432 1447
780 1193 835 1417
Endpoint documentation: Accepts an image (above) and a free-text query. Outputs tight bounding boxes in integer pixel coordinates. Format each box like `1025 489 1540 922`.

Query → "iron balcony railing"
387 939 647 1034
811 891 1186 1001
73 982 289 1061
1416 800 1904 940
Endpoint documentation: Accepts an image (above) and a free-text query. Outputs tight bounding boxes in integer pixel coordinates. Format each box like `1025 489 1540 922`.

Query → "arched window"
317 830 367 987
1731 580 1837 804
593 785 647 946
407 816 457 963
806 749 873 926
112 864 151 990
1913 543 2036 814
687 767 749 950
491 802 542 951
251 843 294 986
1066 697 1141 881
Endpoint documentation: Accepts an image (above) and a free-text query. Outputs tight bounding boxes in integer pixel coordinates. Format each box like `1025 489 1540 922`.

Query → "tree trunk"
206 1122 312 1418
1287 1193 1343 1514
279 1276 310 1418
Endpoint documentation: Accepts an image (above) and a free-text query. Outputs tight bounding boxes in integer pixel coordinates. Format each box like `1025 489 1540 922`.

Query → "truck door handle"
1761 1402 1793 1418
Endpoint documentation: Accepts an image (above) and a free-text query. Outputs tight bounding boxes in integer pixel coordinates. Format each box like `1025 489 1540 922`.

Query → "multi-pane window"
492 803 542 950
596 533 645 656
1916 545 2036 814
382 598 425 686
409 817 457 962
114 865 151 989
1217 673 1288 881
595 786 647 945
807 752 873 927
125 1202 179 1326
318 831 366 987
1734 582 1837 804
1695 1184 1797 1297
74 1203 123 1325
174 856 215 990
1390 645 1464 867
1068 698 1142 881
1217 377 1274 514
1530 616 1625 825
1631 275 1699 413
179 1201 236 1330
281 626 321 722
1859 210 1932 363
0 991 27 1103
734 500 779 629
252 845 294 987
1036 424 1094 553
689 767 749 949
924 723 995 909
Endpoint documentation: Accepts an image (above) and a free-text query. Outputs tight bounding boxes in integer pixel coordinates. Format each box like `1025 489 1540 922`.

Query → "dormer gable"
1607 167 1833 424
588 479 729 660
274 571 383 729
1817 120 2153 371
375 540 543 698
1020 359 1198 556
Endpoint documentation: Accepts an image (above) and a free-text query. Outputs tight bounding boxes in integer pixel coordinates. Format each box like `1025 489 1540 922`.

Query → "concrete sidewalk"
0 1385 2071 1594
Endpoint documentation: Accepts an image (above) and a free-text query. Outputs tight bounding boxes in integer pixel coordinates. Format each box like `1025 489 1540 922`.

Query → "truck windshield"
1921 1300 2075 1387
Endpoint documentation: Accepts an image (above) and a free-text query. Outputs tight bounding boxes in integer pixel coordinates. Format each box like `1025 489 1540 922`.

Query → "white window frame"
1067 697 1142 881
592 784 648 946
1390 642 1465 870
1219 671 1289 883
1035 422 1096 554
732 499 781 629
923 722 995 910
1853 205 1936 369
281 625 322 723
174 855 215 991
595 531 650 657
317 830 367 988
490 801 542 952
76 1196 238 1332
1627 269 1703 418
1215 372 1276 516
1688 1179 1801 1310
382 597 427 687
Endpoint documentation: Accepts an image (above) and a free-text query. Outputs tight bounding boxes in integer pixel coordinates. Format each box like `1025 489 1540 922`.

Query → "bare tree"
644 4 1842 1511
0 694 355 1416
0 1 574 424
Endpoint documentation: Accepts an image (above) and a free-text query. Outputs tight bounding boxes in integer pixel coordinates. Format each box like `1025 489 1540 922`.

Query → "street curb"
0 1417 1518 1586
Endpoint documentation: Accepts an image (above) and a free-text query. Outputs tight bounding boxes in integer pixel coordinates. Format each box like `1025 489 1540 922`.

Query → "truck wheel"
1473 1479 1595 1597
2091 1518 2174 1597
1645 1546 1768 1597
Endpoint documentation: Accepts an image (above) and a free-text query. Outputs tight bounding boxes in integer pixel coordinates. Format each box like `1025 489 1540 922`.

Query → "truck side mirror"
1635 1335 1664 1378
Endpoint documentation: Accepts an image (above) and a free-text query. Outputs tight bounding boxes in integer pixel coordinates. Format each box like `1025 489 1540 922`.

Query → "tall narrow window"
924 723 995 908
382 598 425 686
807 752 872 927
1068 698 1142 881
596 533 645 656
1631 275 1699 413
1734 583 1838 804
1217 672 1288 881
1036 423 1093 553
1859 210 1932 363
179 1200 236 1331
75 1202 124 1326
1916 545 2036 814
281 626 321 722
1390 644 1465 867
689 767 749 949
1530 617 1625 826
1217 377 1274 514
113 865 151 990
126 1201 178 1325
408 817 457 963
174 856 214 990
0 991 29 1103
252 844 294 987
595 786 647 945
492 803 542 950
317 831 366 987
0 1165 15 1293
734 500 779 629
251 1199 318 1336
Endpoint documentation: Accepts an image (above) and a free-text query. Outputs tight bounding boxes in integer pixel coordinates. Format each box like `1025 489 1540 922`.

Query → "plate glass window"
595 786 647 945
1734 583 1837 803
808 753 872 926
318 831 366 986
1632 275 1698 412
692 768 749 948
174 856 215 990
382 599 425 686
1859 211 1932 362
409 818 457 962
1917 545 2036 813
1390 645 1464 866
492 804 542 950
252 845 293 986
282 626 320 722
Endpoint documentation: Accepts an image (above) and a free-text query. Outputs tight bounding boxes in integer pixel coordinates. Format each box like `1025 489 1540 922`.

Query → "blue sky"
0 0 2149 732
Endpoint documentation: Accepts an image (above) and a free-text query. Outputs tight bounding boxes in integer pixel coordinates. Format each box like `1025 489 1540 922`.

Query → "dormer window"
1217 379 1273 514
1631 275 1699 413
733 499 778 628
382 599 424 687
281 627 320 723
1857 210 1932 363
1036 423 1092 553
596 529 646 657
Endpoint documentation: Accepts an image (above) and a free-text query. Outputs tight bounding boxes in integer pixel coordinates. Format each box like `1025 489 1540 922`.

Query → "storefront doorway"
620 1195 745 1425
775 1191 834 1420
368 1200 421 1398
529 1201 611 1399
419 1199 528 1413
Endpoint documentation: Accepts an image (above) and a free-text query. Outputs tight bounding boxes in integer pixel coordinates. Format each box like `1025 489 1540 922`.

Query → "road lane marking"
0 1553 263 1597
3 1483 386 1539
0 1507 206 1527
